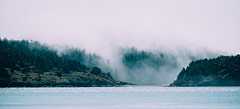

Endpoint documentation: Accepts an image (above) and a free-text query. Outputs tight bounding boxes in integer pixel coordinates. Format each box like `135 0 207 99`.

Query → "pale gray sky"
1 0 240 56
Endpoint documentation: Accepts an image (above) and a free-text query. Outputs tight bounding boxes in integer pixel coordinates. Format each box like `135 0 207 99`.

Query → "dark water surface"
0 87 240 109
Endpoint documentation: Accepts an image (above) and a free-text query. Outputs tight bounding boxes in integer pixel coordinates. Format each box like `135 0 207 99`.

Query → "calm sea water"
0 86 240 109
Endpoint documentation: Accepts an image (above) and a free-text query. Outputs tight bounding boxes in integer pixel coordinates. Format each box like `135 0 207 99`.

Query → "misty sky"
1 0 240 57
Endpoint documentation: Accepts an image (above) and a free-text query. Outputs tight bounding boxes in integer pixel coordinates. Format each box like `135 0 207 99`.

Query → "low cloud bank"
54 45 221 85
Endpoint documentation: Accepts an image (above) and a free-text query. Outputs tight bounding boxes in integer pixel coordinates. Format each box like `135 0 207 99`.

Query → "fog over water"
1 0 240 85
50 44 221 85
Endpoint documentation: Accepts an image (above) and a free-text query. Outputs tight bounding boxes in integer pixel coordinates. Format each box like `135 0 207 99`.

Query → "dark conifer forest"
170 55 240 86
0 38 130 87
0 38 87 74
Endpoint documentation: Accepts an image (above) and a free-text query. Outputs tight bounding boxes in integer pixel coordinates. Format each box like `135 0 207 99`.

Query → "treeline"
122 47 178 70
0 38 98 76
170 55 240 86
61 47 111 73
0 38 134 87
118 47 180 85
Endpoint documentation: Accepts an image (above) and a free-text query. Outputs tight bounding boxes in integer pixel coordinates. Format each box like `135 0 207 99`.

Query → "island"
170 55 240 86
0 38 133 87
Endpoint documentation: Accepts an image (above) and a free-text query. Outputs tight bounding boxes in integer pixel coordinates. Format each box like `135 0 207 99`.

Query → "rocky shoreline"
0 68 134 87
0 82 132 87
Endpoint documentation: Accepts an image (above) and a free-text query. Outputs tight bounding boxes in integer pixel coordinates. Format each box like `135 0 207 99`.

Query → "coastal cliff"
170 55 240 86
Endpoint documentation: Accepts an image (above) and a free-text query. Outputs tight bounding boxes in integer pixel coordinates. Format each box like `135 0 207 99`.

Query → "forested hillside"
119 47 180 84
0 38 131 87
122 47 178 70
170 55 240 86
60 47 112 74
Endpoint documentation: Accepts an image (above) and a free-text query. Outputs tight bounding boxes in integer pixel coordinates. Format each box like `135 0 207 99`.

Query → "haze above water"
0 0 239 54
1 0 240 85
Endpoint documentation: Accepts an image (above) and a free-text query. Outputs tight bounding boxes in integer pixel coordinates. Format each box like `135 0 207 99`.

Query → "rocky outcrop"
0 68 134 87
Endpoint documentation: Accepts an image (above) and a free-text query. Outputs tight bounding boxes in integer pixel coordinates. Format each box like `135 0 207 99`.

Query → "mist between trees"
0 38 221 85
53 42 220 85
